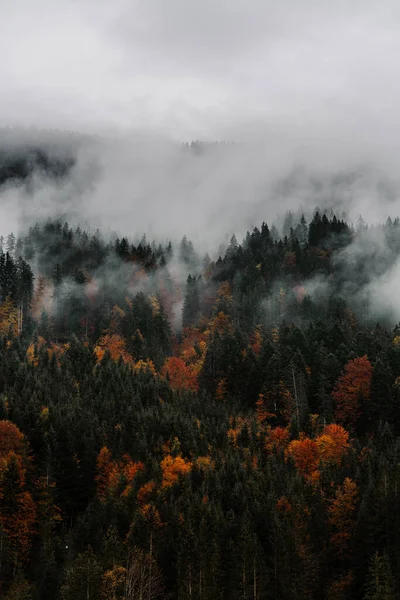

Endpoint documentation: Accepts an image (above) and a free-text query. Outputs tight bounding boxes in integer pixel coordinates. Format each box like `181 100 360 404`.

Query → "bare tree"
124 547 165 600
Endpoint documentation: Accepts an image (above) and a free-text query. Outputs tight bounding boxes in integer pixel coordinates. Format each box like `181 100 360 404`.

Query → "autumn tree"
0 422 36 579
95 447 144 501
316 424 350 466
256 382 293 426
100 566 126 600
0 421 25 455
332 356 373 431
285 438 319 480
160 455 192 488
264 426 290 453
328 478 358 556
161 356 199 392
0 297 18 336
94 334 132 364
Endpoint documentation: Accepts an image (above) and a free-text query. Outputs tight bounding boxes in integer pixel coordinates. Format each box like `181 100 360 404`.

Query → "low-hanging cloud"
2 131 400 257
2 1 400 259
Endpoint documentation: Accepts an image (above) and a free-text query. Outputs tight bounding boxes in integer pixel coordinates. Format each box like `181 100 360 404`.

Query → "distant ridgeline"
0 146 75 185
182 139 238 155
0 128 92 185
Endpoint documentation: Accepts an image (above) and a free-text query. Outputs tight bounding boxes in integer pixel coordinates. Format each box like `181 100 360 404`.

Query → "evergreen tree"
364 552 396 600
182 275 200 328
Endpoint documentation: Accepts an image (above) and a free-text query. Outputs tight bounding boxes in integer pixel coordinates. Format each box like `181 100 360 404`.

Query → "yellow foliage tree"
100 566 127 600
160 455 192 488
0 297 18 336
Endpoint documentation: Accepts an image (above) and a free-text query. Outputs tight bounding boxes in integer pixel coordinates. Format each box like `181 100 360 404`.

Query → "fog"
1 1 400 284
1 131 400 255
2 0 400 141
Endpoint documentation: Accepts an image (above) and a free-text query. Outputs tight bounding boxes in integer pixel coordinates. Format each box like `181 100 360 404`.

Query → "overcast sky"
1 0 400 143
2 0 400 254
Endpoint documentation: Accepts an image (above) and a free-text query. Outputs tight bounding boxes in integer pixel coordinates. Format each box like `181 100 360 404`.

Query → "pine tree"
364 552 396 600
182 276 200 329
61 546 102 600
6 233 16 257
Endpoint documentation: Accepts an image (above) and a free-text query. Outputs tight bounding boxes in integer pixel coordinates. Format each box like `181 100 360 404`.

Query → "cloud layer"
1 0 400 144
2 1 400 258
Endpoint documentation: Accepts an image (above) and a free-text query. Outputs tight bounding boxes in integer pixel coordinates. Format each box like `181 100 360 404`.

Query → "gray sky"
2 0 400 254
1 0 400 143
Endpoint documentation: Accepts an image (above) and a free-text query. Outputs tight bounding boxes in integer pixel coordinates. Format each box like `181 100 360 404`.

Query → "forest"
1 205 400 599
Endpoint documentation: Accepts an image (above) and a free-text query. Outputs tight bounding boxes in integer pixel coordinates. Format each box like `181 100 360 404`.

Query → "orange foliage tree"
332 356 373 429
94 334 133 364
285 438 319 479
256 382 293 426
210 311 232 335
179 327 201 362
284 423 351 481
215 282 233 308
47 341 69 366
95 446 144 501
328 478 358 556
276 496 292 514
137 481 157 505
161 356 199 392
26 336 55 368
215 378 227 401
101 565 127 600
160 454 192 488
250 325 263 356
0 297 18 336
31 275 48 320
265 426 290 453
95 446 114 498
0 422 36 569
139 502 164 531
176 326 207 388
132 359 157 376
316 424 350 466
227 416 250 447
0 420 25 455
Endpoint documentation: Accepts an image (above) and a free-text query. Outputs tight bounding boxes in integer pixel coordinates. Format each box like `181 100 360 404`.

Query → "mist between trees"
0 201 399 599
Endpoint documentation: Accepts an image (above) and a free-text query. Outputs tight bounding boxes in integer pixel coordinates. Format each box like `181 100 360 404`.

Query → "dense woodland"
1 203 400 599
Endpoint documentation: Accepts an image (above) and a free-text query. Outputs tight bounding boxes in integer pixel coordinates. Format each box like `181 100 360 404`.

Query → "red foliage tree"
328 478 358 556
0 422 36 570
286 438 319 479
95 446 114 499
95 446 144 501
161 357 199 392
250 325 263 356
0 420 25 456
276 496 292 514
265 426 290 453
332 356 373 429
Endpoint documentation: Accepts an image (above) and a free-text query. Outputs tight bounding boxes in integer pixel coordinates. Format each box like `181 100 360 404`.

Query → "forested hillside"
1 210 400 599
